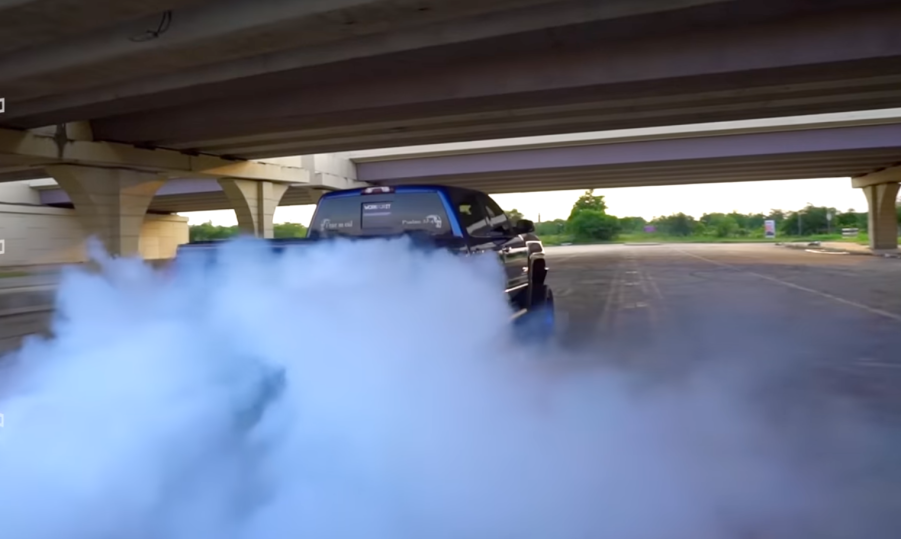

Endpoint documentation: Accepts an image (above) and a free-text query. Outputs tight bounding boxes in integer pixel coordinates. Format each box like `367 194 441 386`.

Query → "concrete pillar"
47 165 165 257
218 179 288 238
307 188 327 205
862 182 900 251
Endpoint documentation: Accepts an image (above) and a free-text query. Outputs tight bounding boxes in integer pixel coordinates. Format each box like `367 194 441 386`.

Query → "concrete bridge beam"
46 165 165 257
218 178 288 238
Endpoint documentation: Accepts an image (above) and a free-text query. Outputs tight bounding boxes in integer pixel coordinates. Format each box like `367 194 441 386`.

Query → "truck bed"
175 232 469 257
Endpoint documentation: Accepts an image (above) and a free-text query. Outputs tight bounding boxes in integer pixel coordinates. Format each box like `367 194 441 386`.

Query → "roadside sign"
644 225 656 233
764 220 776 238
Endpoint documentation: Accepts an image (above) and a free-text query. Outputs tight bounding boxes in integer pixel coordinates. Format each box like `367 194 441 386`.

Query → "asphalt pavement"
547 243 901 419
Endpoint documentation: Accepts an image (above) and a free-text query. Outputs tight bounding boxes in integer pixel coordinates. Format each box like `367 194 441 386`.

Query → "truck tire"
517 284 555 344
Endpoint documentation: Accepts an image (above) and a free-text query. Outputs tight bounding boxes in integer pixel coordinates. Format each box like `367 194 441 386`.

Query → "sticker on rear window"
320 218 353 231
401 215 443 229
362 202 395 229
362 202 392 216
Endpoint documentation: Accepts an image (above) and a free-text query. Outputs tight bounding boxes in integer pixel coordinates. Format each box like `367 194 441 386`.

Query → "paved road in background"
547 243 901 420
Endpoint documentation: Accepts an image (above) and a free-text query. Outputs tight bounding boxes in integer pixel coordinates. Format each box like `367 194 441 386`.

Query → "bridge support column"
47 165 165 257
218 179 288 238
307 188 327 205
862 182 900 251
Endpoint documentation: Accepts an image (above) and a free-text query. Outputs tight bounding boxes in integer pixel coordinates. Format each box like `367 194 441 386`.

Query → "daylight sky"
180 109 900 227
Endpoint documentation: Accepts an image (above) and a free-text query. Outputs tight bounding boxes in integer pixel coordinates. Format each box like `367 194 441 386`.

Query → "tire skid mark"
596 250 669 367
597 258 625 333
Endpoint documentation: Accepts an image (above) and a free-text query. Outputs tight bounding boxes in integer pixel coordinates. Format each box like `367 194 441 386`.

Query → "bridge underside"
375 150 901 194
147 185 322 214
3 0 901 157
40 181 322 214
28 120 901 211
34 148 899 211
355 122 901 193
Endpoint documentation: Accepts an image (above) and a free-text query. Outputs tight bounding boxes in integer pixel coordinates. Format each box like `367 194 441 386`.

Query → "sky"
181 177 866 227
179 108 899 227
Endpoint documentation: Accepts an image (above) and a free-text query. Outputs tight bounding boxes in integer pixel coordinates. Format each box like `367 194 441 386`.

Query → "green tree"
699 213 726 236
778 205 846 236
568 190 608 219
274 222 308 238
835 210 865 230
568 210 620 241
189 221 239 242
697 212 759 237
189 221 309 242
565 190 619 240
535 219 567 236
617 216 647 233
714 215 739 237
779 209 805 236
733 212 765 236
652 213 695 236
506 208 525 223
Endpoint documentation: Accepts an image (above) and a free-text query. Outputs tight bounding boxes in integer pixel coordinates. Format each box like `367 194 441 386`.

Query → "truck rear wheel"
517 284 555 344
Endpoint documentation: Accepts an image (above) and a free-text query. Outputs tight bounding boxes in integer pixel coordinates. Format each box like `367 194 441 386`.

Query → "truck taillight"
362 186 394 195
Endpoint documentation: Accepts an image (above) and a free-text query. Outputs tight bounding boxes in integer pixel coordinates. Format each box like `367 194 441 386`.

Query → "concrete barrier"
0 258 177 356
0 286 56 314
0 285 57 355
0 308 54 356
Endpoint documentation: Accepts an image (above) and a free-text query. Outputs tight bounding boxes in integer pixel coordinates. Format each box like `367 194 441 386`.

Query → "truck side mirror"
515 219 535 234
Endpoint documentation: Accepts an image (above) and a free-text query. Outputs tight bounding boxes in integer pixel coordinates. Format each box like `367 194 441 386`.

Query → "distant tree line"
531 190 901 242
645 206 871 238
189 221 307 242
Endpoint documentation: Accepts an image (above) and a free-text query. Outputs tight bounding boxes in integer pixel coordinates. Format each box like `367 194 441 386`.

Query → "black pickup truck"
178 185 555 339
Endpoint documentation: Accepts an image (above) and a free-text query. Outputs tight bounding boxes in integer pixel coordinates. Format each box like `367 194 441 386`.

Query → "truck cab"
308 185 551 316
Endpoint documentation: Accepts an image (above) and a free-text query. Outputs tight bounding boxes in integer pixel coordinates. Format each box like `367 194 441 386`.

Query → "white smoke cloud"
0 237 897 539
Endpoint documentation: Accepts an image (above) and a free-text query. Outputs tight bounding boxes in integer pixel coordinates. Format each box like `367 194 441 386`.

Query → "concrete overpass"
31 154 359 214
26 111 901 251
0 125 364 256
350 117 901 193
3 0 901 159
4 0 901 258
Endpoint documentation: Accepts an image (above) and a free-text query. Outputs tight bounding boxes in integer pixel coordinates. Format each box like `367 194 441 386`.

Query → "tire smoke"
0 237 897 539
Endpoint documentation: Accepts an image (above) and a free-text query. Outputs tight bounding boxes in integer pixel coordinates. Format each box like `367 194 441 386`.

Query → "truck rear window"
310 192 453 237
